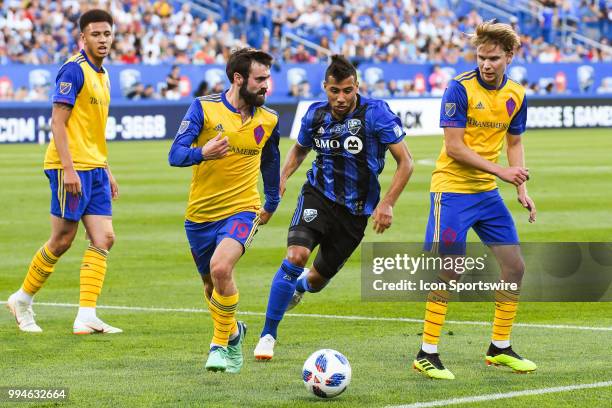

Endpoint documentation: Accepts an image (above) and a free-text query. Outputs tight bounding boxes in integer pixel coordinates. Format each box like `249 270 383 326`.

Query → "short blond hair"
470 21 521 54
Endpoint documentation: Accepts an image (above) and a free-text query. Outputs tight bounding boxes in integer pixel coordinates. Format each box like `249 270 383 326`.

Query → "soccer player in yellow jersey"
6 10 121 335
169 48 280 373
413 22 537 379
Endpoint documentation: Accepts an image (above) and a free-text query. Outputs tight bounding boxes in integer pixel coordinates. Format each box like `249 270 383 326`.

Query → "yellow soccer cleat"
413 350 455 380
485 344 537 373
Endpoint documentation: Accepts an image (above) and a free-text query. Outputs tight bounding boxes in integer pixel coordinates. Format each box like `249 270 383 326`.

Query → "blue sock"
261 260 303 339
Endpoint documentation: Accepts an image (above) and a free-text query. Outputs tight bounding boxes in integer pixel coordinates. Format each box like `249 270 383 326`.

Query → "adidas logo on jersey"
475 102 485 109
214 124 224 132
317 127 325 135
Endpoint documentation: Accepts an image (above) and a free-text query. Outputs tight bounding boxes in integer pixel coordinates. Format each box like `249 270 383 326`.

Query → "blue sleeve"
508 96 527 135
260 122 281 213
168 99 205 167
297 105 314 147
374 101 405 144
51 62 84 106
439 80 468 128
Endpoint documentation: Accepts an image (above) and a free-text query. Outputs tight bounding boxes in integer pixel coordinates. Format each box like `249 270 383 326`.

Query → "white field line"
387 381 612 408
1 301 611 332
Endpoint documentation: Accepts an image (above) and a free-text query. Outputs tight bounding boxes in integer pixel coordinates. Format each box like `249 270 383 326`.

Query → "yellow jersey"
45 50 110 170
168 92 281 223
431 69 527 193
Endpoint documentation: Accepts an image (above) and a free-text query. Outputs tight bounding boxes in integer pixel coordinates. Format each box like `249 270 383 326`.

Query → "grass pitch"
1 129 611 407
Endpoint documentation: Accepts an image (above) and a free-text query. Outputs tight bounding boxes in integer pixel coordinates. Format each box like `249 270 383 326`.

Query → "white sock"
210 342 227 350
421 342 438 354
16 288 33 304
492 340 511 349
228 329 239 342
76 307 97 321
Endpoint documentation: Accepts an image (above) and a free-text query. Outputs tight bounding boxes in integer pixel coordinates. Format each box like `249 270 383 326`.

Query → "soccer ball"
302 349 351 398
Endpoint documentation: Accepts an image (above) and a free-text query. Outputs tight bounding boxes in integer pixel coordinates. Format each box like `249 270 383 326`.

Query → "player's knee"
48 234 74 256
286 248 309 267
92 231 115 251
209 259 233 281
503 258 525 282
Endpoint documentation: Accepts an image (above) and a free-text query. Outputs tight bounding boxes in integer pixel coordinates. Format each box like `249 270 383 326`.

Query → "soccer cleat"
73 317 123 334
413 349 455 380
286 268 309 311
6 293 42 333
226 321 247 374
205 347 228 372
254 334 276 360
485 343 537 373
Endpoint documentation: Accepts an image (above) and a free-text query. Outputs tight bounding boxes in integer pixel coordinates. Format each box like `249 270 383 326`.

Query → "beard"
239 81 266 107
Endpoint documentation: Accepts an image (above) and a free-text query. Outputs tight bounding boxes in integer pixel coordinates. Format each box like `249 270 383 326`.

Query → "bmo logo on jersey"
314 138 342 150
343 136 363 154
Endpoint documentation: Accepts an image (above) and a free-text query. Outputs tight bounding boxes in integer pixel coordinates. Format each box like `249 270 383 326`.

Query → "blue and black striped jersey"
297 95 405 216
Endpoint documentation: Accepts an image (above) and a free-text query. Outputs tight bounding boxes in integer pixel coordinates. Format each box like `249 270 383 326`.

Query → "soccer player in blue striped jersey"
254 55 414 360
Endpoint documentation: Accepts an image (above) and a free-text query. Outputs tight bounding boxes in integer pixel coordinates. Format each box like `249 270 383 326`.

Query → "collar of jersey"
80 49 105 74
221 90 255 117
476 68 507 91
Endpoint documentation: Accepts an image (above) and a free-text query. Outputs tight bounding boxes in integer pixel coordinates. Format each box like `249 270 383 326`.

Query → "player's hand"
63 168 81 195
202 132 229 160
518 192 536 223
258 209 273 225
498 166 529 186
109 174 119 200
372 202 393 234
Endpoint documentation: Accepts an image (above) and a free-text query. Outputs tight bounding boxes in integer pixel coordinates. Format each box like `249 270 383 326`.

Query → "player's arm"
279 142 311 197
279 105 314 196
50 103 80 194
168 99 228 167
372 141 413 234
440 80 528 186
259 123 281 225
371 102 413 234
506 97 535 222
50 61 84 195
104 161 119 199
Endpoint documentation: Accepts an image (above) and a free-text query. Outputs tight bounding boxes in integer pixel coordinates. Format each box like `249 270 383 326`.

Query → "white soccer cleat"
73 317 123 334
286 268 309 311
254 334 276 360
6 293 42 333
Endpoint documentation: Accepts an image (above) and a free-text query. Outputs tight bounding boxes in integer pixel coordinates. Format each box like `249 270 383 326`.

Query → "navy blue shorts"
424 189 519 255
185 211 258 276
45 168 112 222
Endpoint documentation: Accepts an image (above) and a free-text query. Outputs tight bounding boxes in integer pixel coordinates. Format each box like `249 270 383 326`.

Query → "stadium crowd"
1 0 610 67
0 0 610 100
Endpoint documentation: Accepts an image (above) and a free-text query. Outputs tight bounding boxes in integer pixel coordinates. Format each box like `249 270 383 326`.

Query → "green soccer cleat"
485 344 537 373
205 347 228 372
413 350 455 380
226 321 247 374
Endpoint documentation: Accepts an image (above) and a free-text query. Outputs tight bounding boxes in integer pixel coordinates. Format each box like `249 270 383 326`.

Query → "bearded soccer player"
254 55 413 360
169 48 280 373
6 10 121 334
413 22 537 380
